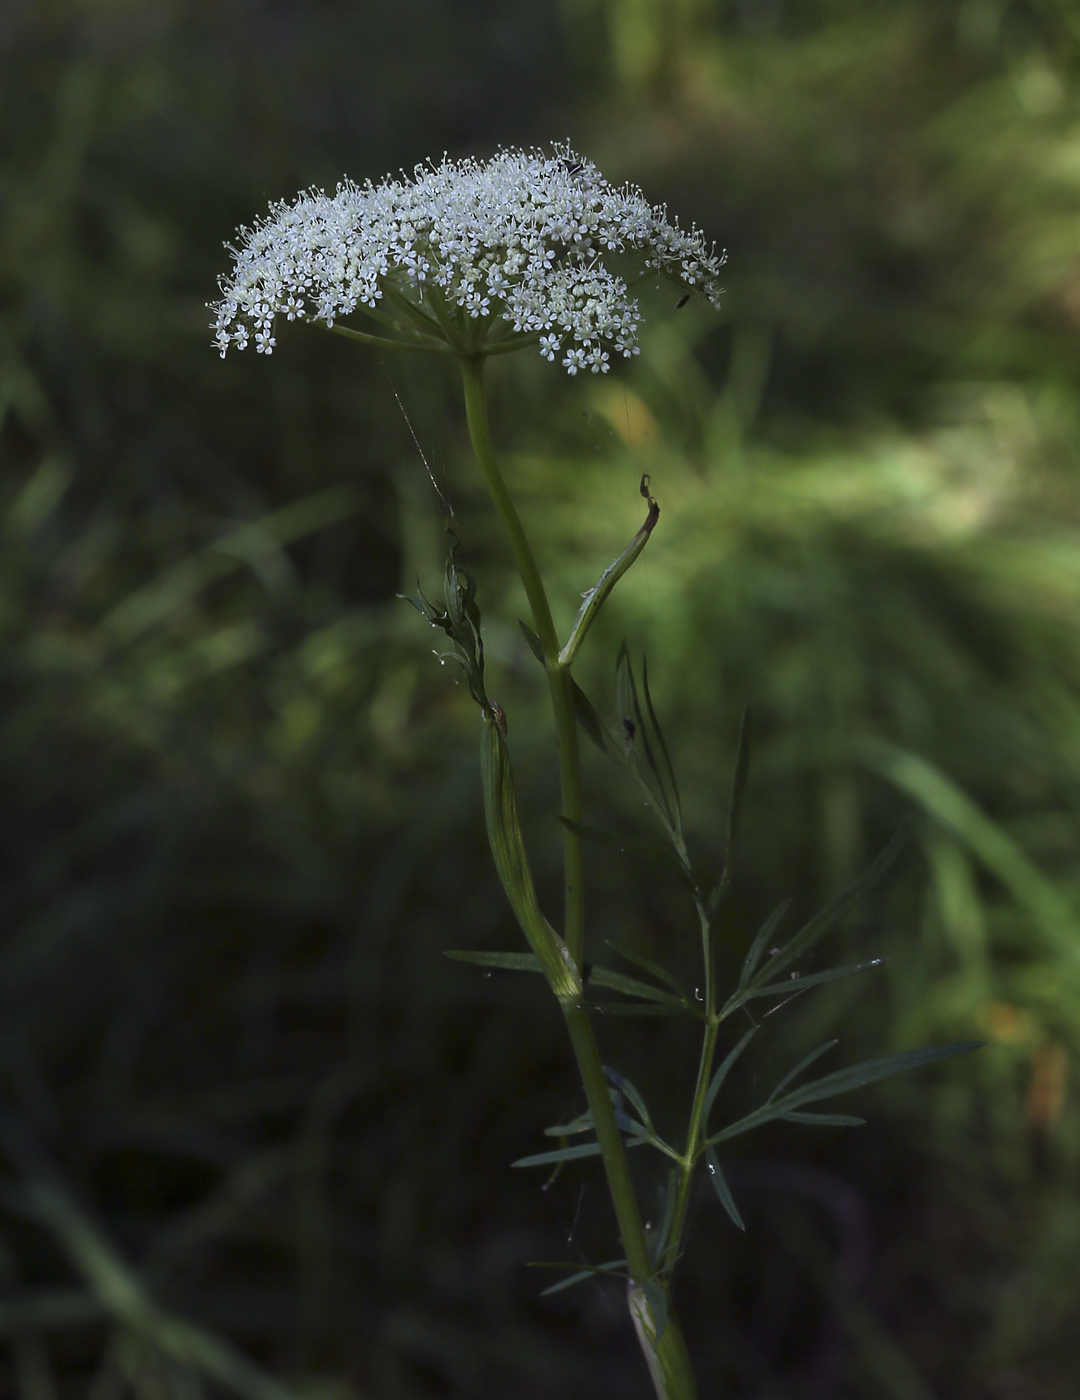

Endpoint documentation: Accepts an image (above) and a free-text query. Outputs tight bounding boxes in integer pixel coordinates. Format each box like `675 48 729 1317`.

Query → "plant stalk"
459 355 701 1400
460 355 584 964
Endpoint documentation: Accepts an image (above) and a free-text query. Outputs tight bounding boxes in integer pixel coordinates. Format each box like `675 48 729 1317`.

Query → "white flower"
210 144 725 372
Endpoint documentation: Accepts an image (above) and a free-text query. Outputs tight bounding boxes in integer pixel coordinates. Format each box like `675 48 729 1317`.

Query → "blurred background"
2 0 1080 1396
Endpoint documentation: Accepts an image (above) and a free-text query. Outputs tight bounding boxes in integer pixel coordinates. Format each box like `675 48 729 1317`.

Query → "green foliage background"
2 1 1080 1397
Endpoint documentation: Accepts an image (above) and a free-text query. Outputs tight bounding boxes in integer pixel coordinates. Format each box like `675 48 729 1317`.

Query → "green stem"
458 355 700 1400
327 324 449 354
459 356 584 964
667 1015 720 1267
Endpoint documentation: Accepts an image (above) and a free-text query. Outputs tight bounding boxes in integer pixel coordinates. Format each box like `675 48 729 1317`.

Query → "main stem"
460 356 583 962
459 356 700 1400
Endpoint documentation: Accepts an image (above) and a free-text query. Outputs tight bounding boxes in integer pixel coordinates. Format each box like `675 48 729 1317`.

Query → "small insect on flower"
210 144 726 373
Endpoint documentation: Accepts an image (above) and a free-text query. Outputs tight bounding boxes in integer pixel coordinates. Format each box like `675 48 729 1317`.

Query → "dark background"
2 1 1080 1397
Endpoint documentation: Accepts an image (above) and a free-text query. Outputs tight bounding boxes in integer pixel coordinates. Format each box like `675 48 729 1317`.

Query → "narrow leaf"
702 1027 757 1124
481 717 580 1000
512 1142 603 1169
737 899 792 991
557 817 695 891
650 1169 679 1268
592 1002 689 1018
779 1111 865 1127
776 1041 984 1114
587 965 684 1007
543 1111 594 1137
558 482 660 669
534 1259 627 1297
643 1281 668 1345
444 950 543 972
603 1067 654 1129
615 644 674 828
519 621 545 663
605 940 686 996
641 655 681 828
704 1145 746 1230
572 680 620 761
722 706 752 879
741 958 884 1002
513 1138 649 1169
709 1041 983 1148
749 829 906 987
768 1040 838 1103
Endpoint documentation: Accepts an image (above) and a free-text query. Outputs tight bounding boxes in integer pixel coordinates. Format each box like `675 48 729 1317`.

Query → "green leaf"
532 1259 627 1297
649 1169 679 1269
709 706 752 916
748 829 905 988
603 1067 655 1129
559 480 660 669
571 679 620 761
591 1002 689 1018
643 1281 669 1345
779 1111 865 1127
512 1142 603 1168
444 950 543 972
587 965 684 1007
767 1040 838 1102
519 620 545 663
702 1027 757 1124
737 899 792 991
741 958 884 1002
709 1040 983 1146
776 1041 984 1115
704 1144 745 1230
557 817 695 891
543 1110 595 1137
605 940 686 997
641 655 681 829
480 717 580 1001
513 1138 649 1168
615 643 674 829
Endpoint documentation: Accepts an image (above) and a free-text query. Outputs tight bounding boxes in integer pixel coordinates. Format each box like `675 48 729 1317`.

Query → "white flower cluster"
211 146 725 373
